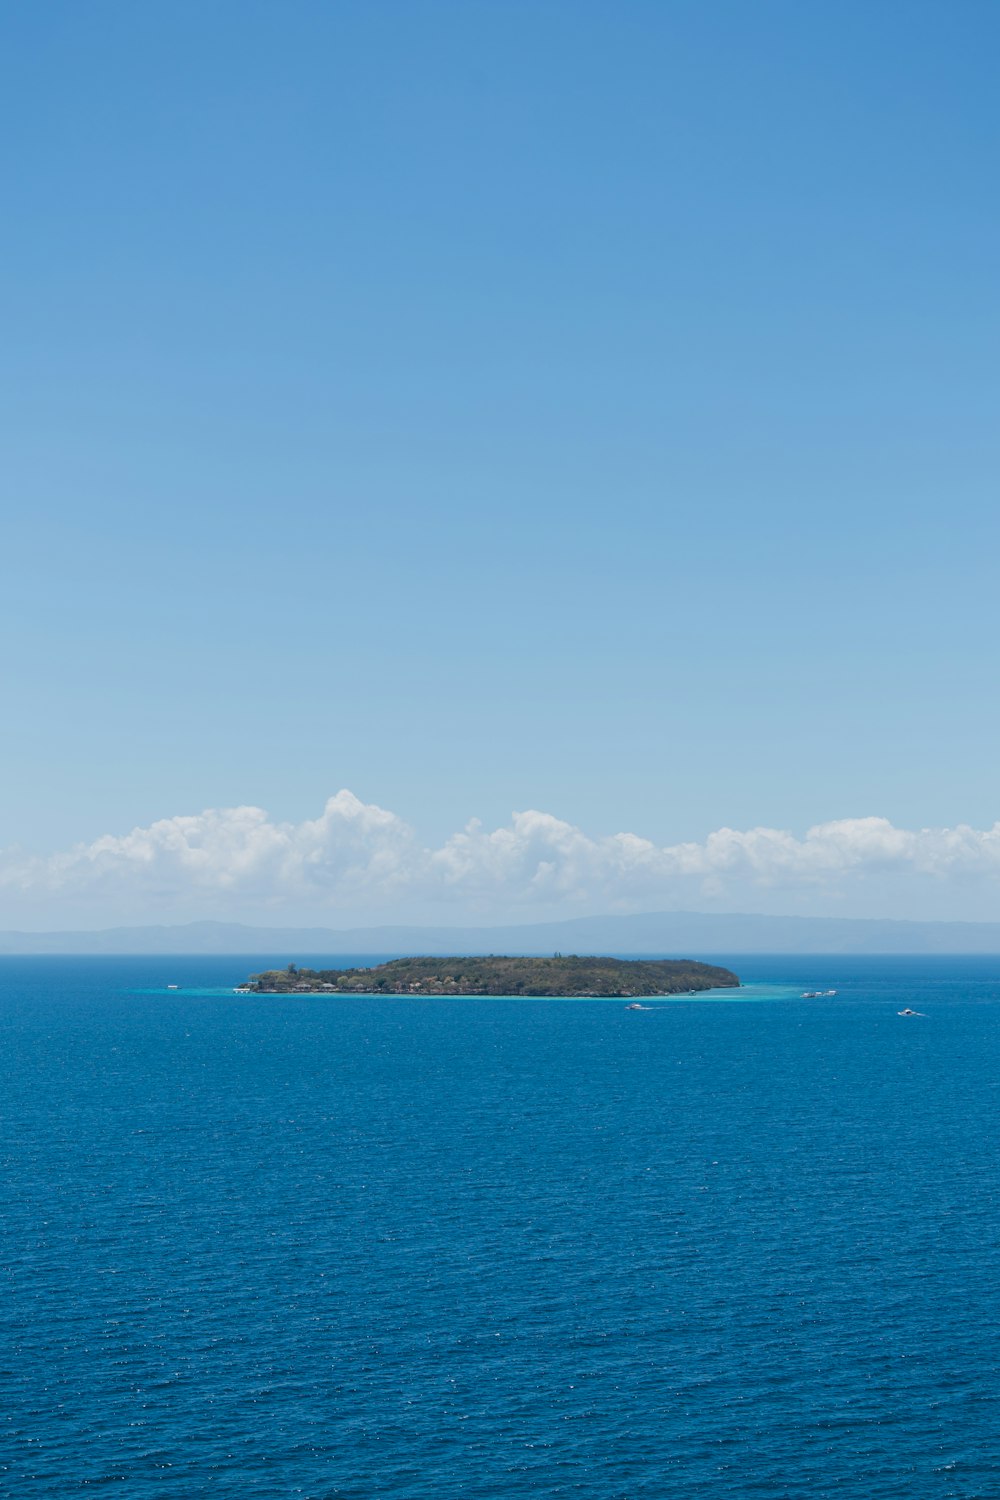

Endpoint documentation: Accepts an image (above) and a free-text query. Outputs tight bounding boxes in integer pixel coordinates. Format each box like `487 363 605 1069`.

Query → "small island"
244 955 740 997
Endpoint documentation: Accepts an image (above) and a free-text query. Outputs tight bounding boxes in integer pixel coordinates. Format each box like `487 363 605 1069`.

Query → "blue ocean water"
3 954 1000 1499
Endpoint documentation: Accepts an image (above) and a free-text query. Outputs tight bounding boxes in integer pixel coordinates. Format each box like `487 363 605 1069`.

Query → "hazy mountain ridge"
4 911 1000 955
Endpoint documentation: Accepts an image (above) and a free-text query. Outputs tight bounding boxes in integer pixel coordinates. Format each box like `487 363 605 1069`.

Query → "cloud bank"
4 790 1000 926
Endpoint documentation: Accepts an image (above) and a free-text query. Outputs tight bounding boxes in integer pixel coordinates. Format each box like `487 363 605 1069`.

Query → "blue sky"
3 2 999 925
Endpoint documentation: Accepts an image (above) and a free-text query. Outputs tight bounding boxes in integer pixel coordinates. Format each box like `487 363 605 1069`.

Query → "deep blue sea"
3 954 1000 1499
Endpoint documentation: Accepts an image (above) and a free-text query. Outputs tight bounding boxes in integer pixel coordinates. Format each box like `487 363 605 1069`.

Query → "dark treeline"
246 955 739 997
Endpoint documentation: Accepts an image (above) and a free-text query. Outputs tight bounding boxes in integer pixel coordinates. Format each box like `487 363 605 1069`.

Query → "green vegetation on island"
245 955 740 997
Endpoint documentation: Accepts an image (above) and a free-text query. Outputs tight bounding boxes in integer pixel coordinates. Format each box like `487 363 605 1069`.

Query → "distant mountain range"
3 910 1000 955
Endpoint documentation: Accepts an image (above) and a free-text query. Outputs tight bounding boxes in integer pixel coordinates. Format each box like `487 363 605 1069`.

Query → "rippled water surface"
3 954 1000 1498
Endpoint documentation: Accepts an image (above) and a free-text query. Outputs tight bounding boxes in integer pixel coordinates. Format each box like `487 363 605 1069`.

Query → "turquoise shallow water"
136 981 798 1003
3 954 1000 1498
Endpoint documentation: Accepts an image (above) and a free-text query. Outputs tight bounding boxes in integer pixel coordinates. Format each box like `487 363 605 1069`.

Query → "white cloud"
4 792 1000 925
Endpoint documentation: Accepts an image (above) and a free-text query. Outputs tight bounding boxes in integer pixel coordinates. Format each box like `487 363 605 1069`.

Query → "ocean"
2 954 999 1498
